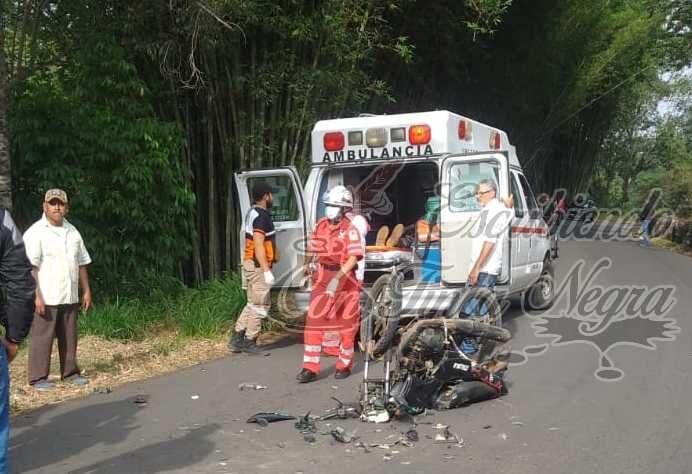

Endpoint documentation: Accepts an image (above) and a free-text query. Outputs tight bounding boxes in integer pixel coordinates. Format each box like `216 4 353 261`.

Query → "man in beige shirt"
23 189 92 390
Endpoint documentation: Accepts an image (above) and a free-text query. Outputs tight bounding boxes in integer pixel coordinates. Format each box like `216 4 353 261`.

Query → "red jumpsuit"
303 216 364 374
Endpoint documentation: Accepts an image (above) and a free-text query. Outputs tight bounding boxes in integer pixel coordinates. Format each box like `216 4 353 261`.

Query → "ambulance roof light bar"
409 124 431 145
324 131 345 151
489 130 501 149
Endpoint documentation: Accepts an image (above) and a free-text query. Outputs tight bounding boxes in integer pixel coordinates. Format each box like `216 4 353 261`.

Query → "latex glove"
263 270 276 285
325 276 340 297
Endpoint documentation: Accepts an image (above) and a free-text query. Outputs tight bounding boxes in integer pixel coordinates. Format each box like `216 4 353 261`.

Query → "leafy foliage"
10 34 195 298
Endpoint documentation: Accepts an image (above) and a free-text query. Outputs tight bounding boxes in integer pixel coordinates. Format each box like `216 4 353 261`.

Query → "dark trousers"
27 304 80 384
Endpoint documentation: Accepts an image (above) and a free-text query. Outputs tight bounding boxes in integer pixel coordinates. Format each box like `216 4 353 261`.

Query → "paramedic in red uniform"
297 185 365 383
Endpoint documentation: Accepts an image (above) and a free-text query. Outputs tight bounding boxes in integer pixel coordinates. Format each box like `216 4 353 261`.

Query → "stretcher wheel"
360 272 403 358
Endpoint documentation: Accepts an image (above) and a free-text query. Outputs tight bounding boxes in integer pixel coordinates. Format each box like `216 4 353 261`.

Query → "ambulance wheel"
360 272 402 358
525 259 555 310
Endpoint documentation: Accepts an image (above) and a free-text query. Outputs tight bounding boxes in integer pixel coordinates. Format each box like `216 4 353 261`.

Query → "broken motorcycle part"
246 412 296 425
330 426 357 443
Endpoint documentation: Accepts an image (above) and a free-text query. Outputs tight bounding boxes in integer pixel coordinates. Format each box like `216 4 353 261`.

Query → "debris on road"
500 432 509 440
238 383 268 391
434 425 463 445
362 409 390 423
133 394 149 406
93 386 112 394
246 412 296 425
294 412 317 434
512 421 524 426
303 434 316 443
355 441 371 453
321 397 360 421
190 395 200 400
330 426 357 444
405 429 419 442
482 424 492 429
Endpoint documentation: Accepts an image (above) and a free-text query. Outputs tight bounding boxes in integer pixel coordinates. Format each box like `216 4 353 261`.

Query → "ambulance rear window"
449 161 500 212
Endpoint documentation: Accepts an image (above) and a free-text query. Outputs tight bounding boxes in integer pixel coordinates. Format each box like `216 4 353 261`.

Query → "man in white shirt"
462 179 513 319
23 189 92 390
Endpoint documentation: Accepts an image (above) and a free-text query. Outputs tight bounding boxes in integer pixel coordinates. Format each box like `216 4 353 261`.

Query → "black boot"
296 368 317 383
242 338 270 356
228 330 245 353
334 368 351 380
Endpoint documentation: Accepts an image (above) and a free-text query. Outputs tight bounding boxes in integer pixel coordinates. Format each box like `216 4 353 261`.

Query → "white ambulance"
235 111 556 322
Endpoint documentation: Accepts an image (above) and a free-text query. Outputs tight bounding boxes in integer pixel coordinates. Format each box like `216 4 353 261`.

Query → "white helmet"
322 185 353 208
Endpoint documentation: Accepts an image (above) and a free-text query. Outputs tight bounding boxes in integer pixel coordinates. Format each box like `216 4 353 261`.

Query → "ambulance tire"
360 272 403 359
525 258 555 310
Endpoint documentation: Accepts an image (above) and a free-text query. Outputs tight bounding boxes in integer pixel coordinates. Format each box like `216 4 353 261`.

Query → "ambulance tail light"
409 124 431 144
366 128 388 148
458 120 472 141
489 130 501 149
324 132 345 151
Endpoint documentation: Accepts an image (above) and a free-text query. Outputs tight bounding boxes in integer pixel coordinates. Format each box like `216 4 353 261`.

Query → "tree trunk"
0 5 13 210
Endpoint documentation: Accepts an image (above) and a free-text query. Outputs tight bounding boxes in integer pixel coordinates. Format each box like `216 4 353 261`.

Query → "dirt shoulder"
8 331 286 415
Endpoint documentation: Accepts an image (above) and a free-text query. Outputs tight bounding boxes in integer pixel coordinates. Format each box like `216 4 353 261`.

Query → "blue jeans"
461 272 498 316
0 348 8 474
640 219 650 246
460 272 498 355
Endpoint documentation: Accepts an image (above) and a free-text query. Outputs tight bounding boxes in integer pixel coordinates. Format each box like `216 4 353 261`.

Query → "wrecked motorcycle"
360 281 512 419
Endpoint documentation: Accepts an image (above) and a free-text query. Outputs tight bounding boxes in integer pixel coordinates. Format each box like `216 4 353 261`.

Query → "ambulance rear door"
440 152 511 285
234 167 307 288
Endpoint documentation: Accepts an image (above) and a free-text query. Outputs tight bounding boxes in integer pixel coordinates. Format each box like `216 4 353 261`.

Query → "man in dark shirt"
228 182 276 355
0 208 36 473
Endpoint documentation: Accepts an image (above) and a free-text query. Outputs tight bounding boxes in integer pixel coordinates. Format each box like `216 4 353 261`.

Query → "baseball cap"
251 181 274 201
44 188 68 204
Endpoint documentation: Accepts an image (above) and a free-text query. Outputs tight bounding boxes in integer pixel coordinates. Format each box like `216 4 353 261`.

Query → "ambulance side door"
440 152 510 285
518 173 549 283
509 170 533 292
234 167 307 288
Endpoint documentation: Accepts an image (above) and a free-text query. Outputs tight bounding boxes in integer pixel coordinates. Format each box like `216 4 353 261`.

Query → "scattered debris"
303 434 316 443
238 383 268 391
405 429 419 442
93 387 112 394
277 442 286 448
362 409 390 423
383 455 393 462
247 412 296 425
331 386 338 390
549 427 561 431
190 395 200 400
512 421 524 426
401 461 411 465
500 432 508 440
355 441 371 453
321 397 360 421
134 394 149 405
434 425 463 445
330 426 357 444
482 424 492 429
294 412 317 434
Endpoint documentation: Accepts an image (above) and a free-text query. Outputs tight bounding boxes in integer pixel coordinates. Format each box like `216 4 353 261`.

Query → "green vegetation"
0 1 689 338
79 274 245 340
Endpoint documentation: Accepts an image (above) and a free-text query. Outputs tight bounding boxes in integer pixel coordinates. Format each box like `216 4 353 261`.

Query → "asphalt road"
9 230 692 474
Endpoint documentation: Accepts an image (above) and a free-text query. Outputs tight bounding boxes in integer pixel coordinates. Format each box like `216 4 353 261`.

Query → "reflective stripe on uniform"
304 344 322 353
339 358 351 366
303 355 320 364
339 347 354 356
